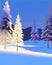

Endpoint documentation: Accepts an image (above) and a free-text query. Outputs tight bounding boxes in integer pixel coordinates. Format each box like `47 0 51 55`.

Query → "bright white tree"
13 14 24 50
0 29 12 49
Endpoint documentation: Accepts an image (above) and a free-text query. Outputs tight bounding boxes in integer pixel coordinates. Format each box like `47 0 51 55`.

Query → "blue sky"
0 0 52 28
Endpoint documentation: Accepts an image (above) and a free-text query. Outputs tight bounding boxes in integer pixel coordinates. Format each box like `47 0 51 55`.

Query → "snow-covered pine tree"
0 29 12 49
41 17 52 48
44 18 49 32
0 1 13 49
31 22 39 40
1 0 14 34
41 18 49 39
13 14 24 51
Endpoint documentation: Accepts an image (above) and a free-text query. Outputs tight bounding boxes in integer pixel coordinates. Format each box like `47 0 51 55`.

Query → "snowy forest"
0 1 24 50
0 0 52 65
0 0 52 49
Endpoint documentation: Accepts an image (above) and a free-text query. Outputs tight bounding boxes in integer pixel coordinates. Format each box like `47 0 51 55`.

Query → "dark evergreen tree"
1 1 14 34
41 17 52 48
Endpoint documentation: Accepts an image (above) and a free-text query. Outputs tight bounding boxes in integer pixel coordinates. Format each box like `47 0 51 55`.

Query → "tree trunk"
4 43 6 49
16 43 18 51
43 40 46 44
47 41 49 49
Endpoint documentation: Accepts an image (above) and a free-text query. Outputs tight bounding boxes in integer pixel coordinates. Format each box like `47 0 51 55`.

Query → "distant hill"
23 27 32 41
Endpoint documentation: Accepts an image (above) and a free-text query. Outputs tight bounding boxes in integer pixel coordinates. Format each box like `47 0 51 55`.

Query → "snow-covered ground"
0 45 52 57
0 40 52 55
23 40 52 54
0 40 52 65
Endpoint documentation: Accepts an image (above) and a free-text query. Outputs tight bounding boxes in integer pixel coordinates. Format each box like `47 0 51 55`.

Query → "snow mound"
0 45 52 57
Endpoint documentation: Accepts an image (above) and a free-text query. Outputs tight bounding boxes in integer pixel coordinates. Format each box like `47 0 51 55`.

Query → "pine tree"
13 14 24 51
41 3 52 48
31 22 39 40
37 28 42 39
1 0 14 34
0 29 12 49
44 18 49 31
41 17 52 48
0 1 13 49
41 18 49 39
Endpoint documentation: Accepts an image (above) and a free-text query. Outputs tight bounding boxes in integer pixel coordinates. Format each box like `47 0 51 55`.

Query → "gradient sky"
0 0 52 29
